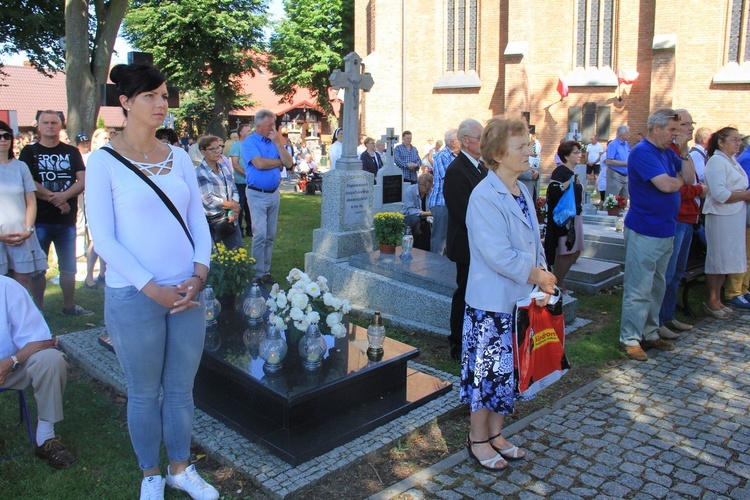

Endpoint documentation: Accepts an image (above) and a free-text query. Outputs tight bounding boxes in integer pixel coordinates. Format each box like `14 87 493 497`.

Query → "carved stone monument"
308 52 376 260
373 128 404 214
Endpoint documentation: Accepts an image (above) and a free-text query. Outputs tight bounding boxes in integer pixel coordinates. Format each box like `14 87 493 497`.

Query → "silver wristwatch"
24 226 35 233
10 355 19 372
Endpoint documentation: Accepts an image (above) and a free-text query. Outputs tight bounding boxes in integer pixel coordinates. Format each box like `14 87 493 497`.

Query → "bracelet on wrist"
191 274 206 291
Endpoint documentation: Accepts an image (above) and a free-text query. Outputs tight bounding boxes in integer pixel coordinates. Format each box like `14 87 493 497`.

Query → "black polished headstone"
194 317 451 465
382 175 403 204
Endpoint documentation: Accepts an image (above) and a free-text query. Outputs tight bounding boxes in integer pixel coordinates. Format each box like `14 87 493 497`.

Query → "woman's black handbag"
206 212 235 242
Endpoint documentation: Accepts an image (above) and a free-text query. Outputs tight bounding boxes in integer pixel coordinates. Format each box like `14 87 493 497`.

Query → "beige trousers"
1 349 68 423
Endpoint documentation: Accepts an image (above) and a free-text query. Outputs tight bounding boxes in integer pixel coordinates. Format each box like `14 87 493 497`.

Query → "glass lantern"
204 285 221 330
242 283 267 325
400 226 413 261
615 217 624 232
367 311 386 361
259 324 287 373
298 323 327 370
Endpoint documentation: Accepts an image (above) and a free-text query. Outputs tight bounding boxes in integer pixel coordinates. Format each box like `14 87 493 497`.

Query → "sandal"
466 435 508 471
488 432 526 461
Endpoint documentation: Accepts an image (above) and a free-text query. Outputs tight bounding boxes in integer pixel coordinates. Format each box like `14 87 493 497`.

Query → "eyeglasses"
205 145 224 152
465 136 481 141
0 133 12 140
726 137 743 143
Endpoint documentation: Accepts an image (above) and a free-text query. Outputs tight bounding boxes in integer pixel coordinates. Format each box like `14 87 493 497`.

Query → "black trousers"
449 262 470 348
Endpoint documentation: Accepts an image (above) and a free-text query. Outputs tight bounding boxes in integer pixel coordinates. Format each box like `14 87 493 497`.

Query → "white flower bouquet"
265 268 352 337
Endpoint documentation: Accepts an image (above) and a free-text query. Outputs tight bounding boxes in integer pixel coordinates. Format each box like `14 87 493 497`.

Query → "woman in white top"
702 127 749 318
85 63 217 500
328 127 343 169
0 120 48 289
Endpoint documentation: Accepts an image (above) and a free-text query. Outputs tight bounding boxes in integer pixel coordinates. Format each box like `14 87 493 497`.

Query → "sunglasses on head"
0 132 12 141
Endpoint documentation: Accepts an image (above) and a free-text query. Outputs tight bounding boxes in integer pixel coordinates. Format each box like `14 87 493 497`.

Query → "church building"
354 0 750 171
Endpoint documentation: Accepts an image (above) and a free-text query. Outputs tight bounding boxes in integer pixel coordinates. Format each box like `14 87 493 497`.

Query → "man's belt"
247 185 278 194
611 169 627 177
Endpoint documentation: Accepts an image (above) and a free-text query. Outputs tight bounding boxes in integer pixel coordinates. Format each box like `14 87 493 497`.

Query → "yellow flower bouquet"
206 243 256 297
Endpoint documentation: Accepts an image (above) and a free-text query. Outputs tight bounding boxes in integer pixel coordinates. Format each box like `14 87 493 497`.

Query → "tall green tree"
267 0 354 114
65 0 129 139
0 1 126 139
0 0 66 73
123 0 267 136
175 86 254 137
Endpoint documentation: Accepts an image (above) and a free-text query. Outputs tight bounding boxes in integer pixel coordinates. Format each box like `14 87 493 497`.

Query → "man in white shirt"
586 135 605 187
690 127 711 183
0 275 77 468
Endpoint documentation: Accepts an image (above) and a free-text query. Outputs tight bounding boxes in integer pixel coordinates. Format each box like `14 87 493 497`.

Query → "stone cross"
381 128 400 165
330 52 374 166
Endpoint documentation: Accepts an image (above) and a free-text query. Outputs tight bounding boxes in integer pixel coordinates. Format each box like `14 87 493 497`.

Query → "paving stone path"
374 312 750 499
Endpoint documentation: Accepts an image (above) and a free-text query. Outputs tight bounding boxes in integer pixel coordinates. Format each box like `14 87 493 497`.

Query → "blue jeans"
430 205 448 255
619 228 673 346
216 222 243 251
105 285 206 471
660 222 693 325
236 183 252 234
35 223 77 274
246 188 280 277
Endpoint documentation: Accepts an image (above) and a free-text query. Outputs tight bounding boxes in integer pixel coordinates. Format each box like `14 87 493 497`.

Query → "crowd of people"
3 56 749 493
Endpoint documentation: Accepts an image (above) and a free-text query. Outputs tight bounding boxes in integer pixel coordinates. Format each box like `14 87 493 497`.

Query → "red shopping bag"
513 289 570 399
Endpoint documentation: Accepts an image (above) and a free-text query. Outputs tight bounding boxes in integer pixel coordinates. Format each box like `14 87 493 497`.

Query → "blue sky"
1 0 284 66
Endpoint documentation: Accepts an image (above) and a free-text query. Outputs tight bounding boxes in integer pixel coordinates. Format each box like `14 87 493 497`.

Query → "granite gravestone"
308 52 376 259
373 128 404 214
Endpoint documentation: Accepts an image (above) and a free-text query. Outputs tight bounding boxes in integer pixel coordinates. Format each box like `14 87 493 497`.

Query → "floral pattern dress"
459 193 535 413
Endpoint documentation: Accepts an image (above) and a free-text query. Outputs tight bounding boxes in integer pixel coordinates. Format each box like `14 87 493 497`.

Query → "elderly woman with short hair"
196 135 242 250
461 116 556 471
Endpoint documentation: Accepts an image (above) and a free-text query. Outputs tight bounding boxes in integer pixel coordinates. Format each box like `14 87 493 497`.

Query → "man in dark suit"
444 118 488 359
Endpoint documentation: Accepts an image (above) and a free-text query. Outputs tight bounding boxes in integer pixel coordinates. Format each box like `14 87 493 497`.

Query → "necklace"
121 133 159 160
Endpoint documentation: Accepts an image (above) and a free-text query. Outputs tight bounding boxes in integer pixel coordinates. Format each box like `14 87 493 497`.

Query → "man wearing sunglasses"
19 111 91 316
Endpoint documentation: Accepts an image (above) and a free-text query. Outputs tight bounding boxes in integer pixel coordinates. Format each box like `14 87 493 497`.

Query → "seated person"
402 173 434 251
296 153 318 175
0 275 77 468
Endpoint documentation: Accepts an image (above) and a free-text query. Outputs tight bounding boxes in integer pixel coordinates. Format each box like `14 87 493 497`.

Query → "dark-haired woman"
0 121 48 289
85 63 217 500
702 127 750 318
545 141 585 293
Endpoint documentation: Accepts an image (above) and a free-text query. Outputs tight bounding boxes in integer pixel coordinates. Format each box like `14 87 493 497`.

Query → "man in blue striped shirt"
394 131 420 183
427 129 459 255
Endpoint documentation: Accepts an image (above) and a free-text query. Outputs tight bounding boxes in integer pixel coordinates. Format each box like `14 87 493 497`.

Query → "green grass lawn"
0 189 708 496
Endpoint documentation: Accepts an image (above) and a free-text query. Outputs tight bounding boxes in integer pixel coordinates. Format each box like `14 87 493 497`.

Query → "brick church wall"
355 0 750 174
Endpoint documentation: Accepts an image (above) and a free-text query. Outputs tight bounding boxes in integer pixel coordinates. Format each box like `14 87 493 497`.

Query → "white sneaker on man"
140 475 165 500
166 464 219 500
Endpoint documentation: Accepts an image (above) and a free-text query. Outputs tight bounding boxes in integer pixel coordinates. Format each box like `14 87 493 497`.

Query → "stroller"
295 171 323 194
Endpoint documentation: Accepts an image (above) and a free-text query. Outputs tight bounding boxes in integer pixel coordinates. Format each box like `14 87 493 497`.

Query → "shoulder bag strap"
101 147 194 250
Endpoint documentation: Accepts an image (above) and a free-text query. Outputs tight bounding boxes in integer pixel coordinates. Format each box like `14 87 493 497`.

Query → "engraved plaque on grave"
382 175 403 205
344 177 372 227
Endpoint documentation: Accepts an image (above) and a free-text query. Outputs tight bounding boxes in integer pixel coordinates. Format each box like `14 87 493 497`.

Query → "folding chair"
0 388 35 461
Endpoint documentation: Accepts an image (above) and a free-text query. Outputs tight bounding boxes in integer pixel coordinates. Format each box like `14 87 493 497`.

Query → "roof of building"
231 63 325 118
0 61 327 129
0 64 126 129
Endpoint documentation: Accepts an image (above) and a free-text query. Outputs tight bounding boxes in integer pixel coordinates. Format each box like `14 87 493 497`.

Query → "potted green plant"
206 243 256 310
373 212 406 254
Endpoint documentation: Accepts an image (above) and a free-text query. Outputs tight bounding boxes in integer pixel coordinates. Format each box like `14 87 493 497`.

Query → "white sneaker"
140 475 165 500
166 464 219 500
